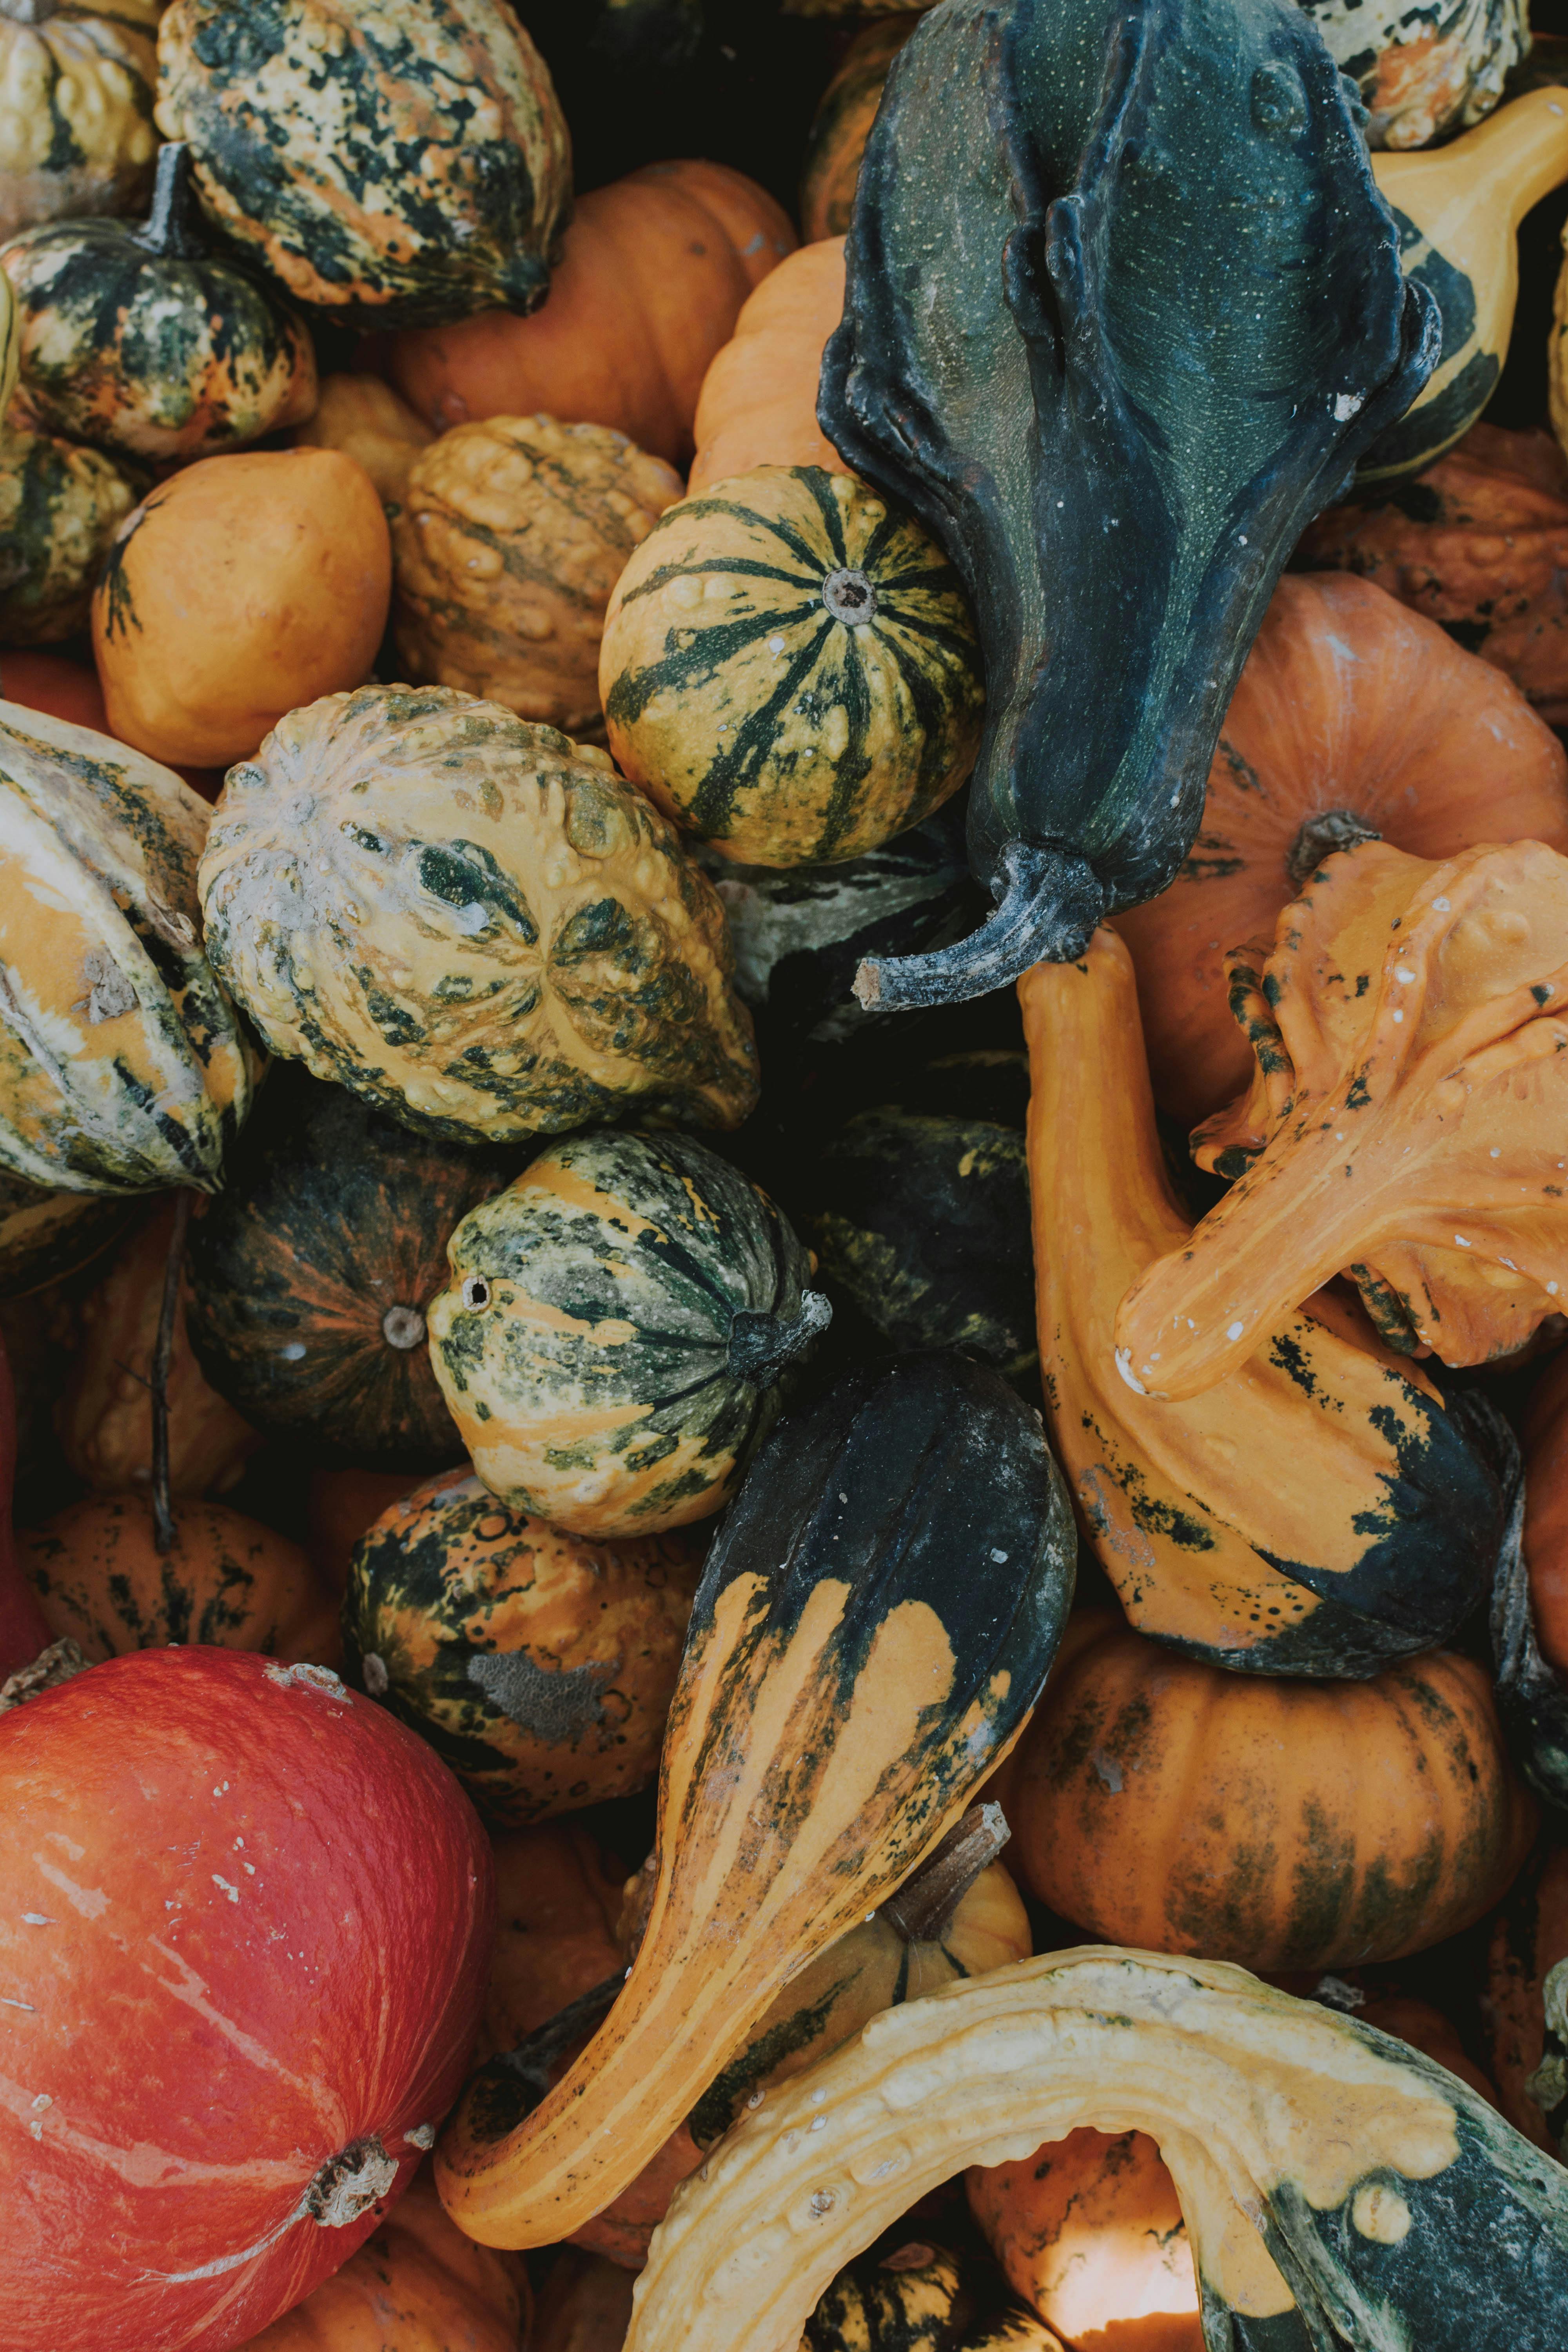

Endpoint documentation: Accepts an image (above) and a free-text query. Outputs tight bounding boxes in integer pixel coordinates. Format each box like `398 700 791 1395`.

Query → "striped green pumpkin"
427 1127 831 1538
599 465 984 868
0 423 138 646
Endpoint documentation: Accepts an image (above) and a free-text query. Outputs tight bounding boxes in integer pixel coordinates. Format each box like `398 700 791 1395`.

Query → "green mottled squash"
0 698 255 1192
1301 0 1525 148
799 18 918 243
0 420 138 644
2 141 318 464
427 1127 830 1537
342 1467 702 1824
804 2244 1063 2352
808 1110 1033 1381
599 466 984 868
153 0 571 328
0 1166 127 1296
0 0 162 240
186 1065 523 1469
197 685 760 1145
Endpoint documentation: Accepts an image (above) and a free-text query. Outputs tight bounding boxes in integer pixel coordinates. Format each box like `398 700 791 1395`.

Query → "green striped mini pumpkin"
599 465 984 868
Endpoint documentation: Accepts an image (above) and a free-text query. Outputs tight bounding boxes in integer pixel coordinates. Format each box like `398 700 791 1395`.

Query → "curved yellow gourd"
623 1948 1568 2352
1363 87 1568 486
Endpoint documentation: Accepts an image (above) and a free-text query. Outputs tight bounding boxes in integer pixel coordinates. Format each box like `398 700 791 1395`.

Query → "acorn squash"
1118 838 1568 1395
0 699 254 1192
1301 0 1526 148
185 1064 521 1470
392 415 683 740
1022 926 1507 1674
818 0 1437 1007
2 140 317 465
1008 1611 1535 1971
800 23 916 243
0 0 162 241
427 1127 829 1537
1114 569 1568 1127
198 685 760 1145
434 1348 1076 2249
687 240 849 495
601 466 984 868
343 1468 702 1825
153 0 571 328
0 420 136 644
622 1951 1568 2352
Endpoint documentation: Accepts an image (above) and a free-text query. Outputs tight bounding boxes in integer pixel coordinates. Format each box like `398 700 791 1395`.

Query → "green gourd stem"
726 1289 833 1385
136 144 208 263
151 1191 193 1556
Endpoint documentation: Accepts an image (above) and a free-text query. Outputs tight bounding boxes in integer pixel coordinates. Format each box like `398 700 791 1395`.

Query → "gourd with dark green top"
818 0 1438 1007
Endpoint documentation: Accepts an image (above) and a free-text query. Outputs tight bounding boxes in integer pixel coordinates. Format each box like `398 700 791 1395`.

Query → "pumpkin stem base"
882 1799 1010 1944
853 843 1104 1010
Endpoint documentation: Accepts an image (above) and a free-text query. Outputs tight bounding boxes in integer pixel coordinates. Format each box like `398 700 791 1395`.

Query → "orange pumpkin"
19 1494 339 1665
1356 1993 1495 2104
1008 1613 1536 1972
1114 570 1568 1125
479 1818 629 2061
532 2248 636 2352
800 20 917 242
0 645 223 798
242 2164 528 2352
295 373 433 507
1299 423 1568 726
306 1466 426 1602
688 239 848 495
1485 1839 1568 2151
1523 1352 1568 1680
91 446 392 768
55 1200 260 1501
387 161 795 470
968 2127 1202 2352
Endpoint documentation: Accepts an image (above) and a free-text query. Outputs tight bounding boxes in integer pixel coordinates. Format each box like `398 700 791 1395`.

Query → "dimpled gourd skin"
427 1127 827 1538
0 2 163 244
819 0 1438 1009
153 0 572 328
0 698 255 1195
600 466 984 868
196 685 759 1146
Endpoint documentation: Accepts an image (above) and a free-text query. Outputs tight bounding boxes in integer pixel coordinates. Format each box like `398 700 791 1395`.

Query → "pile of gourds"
11 2 1568 2350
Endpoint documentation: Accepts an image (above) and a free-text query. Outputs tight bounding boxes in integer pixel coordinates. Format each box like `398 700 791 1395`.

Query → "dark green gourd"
818 0 1439 1007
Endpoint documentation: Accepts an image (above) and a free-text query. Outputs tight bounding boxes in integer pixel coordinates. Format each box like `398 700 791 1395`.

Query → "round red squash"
0 1646 494 2352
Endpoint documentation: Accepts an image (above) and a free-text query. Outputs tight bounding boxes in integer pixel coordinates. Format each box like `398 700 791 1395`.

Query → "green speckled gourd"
0 699 255 1193
342 1468 702 1823
1301 0 1526 147
0 421 138 644
153 0 572 328
427 1127 831 1538
195 684 759 1145
804 2245 1062 2352
601 467 984 868
2 142 318 465
0 1 164 242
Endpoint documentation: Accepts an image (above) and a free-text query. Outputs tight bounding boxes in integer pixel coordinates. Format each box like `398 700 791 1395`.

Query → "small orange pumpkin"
800 20 917 242
1008 1612 1536 1972
688 240 849 495
295 374 433 507
19 1494 339 1665
480 1818 630 2062
532 2248 635 2352
387 162 795 470
91 445 392 767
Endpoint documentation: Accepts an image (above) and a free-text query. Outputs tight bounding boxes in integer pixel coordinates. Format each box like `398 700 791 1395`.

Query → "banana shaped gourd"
818 0 1436 1009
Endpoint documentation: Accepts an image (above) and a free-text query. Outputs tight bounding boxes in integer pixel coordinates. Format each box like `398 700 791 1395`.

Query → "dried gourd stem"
881 1800 1010 1944
151 1192 194 1555
1284 807 1382 893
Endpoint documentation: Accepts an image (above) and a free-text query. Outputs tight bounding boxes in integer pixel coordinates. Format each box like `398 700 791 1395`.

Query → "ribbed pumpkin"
1114 570 1568 1125
1301 0 1524 148
19 1493 339 1664
57 1196 260 1497
2 140 318 464
968 2128 1202 2352
392 415 683 739
387 160 795 469
0 419 137 644
1485 1840 1568 2153
0 1165 127 1297
185 1065 521 1469
688 240 849 494
800 21 916 241
0 698 255 1193
198 686 760 1145
1021 927 1506 1676
1300 423 1568 726
0 0 162 240
343 1468 702 1825
243 2166 529 2352
601 466 983 867
91 445 392 768
1008 1613 1536 1971
428 1128 828 1537
295 374 433 508
154 0 571 328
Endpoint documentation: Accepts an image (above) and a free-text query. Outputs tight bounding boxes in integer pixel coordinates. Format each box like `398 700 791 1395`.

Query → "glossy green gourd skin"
818 0 1438 1007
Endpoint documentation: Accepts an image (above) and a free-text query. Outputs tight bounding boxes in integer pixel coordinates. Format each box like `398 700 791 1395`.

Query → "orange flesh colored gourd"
1116 837 1568 1400
1019 928 1500 1674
